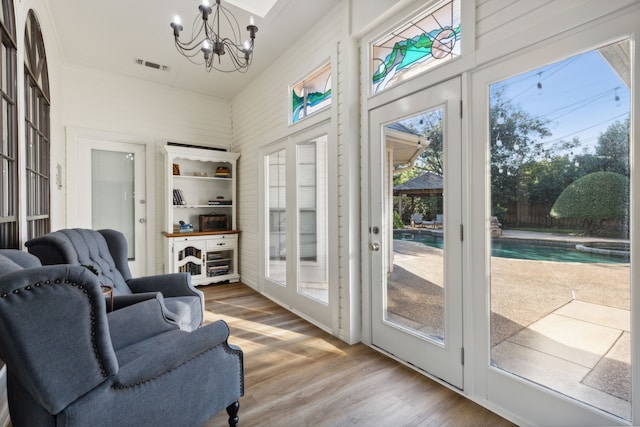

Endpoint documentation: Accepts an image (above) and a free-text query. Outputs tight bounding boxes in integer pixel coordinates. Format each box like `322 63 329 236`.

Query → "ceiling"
47 0 341 100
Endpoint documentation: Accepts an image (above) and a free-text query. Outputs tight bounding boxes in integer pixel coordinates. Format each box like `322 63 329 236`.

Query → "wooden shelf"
163 230 240 238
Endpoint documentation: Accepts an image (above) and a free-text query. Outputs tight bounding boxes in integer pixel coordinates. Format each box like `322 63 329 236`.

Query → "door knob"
139 218 146 223
370 242 380 251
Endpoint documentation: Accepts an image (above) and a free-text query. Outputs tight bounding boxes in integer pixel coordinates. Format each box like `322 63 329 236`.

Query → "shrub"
550 171 629 235
492 204 508 227
393 210 404 229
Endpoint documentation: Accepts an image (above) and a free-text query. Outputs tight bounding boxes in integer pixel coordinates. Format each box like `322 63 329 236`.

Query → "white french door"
67 130 148 277
259 122 334 329
369 78 463 388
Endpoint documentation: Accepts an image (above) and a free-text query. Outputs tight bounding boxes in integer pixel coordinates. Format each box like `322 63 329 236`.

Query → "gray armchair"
0 249 243 427
25 228 204 331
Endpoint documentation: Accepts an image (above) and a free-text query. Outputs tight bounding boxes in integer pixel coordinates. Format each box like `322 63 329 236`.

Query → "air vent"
135 58 170 72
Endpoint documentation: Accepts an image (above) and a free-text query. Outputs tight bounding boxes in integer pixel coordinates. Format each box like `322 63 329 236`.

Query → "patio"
388 230 630 419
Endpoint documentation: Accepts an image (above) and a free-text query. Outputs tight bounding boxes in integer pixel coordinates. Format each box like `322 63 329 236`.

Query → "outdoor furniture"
434 214 444 228
25 228 204 331
0 249 244 427
410 213 424 227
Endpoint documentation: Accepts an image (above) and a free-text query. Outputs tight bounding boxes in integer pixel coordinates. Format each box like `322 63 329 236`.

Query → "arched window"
0 0 17 248
24 10 50 239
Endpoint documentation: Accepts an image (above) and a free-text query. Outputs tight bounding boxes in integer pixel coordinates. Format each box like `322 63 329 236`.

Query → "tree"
550 171 629 235
490 88 555 211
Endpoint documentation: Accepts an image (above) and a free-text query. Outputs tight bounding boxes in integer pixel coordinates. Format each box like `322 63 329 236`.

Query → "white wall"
231 8 343 282
60 65 232 273
231 2 362 339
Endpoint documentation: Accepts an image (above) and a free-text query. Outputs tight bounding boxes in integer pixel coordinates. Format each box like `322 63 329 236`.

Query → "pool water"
395 232 628 264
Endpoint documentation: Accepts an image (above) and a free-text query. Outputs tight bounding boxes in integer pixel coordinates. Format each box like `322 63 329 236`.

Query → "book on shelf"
208 200 232 205
173 189 187 205
208 265 229 276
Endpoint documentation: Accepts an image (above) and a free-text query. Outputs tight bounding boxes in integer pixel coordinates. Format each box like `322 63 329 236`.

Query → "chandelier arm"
175 43 206 65
174 38 207 56
170 0 257 73
218 4 244 45
225 46 250 70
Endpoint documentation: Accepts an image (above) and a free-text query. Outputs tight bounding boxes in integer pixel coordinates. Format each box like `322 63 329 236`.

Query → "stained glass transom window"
371 0 460 94
291 62 331 124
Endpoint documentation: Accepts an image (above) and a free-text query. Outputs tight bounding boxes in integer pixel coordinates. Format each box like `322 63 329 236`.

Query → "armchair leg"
226 401 240 427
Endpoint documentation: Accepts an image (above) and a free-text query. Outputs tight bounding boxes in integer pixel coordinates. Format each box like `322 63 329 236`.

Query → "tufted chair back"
25 228 133 295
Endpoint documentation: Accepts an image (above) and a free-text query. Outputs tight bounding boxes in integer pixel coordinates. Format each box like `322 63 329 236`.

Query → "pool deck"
498 229 628 244
389 229 631 419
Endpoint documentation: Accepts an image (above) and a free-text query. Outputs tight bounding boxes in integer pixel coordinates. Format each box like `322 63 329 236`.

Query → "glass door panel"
489 39 631 420
261 125 333 329
267 149 287 285
91 149 135 258
387 108 445 342
370 77 463 388
297 136 328 304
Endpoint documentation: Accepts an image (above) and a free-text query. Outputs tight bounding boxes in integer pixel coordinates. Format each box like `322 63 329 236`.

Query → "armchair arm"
111 292 162 310
24 234 79 265
108 298 179 351
112 320 232 387
0 249 42 268
127 272 200 298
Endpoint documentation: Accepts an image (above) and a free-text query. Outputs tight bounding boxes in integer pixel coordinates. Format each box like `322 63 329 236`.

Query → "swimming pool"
394 230 629 264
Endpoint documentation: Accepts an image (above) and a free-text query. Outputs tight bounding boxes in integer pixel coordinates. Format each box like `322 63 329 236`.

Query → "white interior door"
68 133 147 277
369 77 463 388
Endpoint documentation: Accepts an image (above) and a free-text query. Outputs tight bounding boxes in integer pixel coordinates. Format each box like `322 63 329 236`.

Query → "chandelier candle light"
171 0 258 73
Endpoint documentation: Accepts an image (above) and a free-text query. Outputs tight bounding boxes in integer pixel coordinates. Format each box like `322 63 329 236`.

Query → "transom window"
371 0 460 94
291 62 331 124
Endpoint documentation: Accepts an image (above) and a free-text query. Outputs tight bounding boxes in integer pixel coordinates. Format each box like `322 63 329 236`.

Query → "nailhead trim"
1 277 110 378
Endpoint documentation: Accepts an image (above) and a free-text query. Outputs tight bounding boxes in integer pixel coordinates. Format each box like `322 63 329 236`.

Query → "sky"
491 44 630 156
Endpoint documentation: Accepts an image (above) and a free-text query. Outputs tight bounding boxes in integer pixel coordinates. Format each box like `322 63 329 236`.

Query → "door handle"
370 242 380 252
139 218 146 223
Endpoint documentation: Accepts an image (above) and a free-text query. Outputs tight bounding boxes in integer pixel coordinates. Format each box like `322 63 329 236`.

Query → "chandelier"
170 0 258 73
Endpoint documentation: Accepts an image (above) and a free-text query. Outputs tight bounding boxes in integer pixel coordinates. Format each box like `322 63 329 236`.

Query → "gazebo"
393 171 443 221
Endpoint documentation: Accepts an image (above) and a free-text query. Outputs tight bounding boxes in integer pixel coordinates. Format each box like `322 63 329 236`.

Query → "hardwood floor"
203 283 514 427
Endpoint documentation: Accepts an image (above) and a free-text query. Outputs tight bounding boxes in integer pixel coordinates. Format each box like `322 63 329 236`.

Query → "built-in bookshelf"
163 145 240 285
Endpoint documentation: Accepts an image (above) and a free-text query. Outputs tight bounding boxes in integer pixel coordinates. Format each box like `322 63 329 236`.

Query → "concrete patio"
389 230 631 419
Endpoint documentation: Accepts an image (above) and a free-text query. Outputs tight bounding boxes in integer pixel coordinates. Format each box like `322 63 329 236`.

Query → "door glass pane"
267 149 286 284
91 149 135 259
388 108 446 343
489 40 631 419
297 136 328 303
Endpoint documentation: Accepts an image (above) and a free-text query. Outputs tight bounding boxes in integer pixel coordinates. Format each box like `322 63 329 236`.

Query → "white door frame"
468 12 639 425
368 77 464 388
258 121 339 333
65 127 155 277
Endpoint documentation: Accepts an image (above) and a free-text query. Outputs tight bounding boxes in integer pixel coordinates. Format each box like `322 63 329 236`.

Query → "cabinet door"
173 240 205 279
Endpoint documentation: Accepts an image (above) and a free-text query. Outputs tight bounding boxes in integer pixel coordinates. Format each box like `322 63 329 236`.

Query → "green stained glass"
291 63 331 123
372 0 460 94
